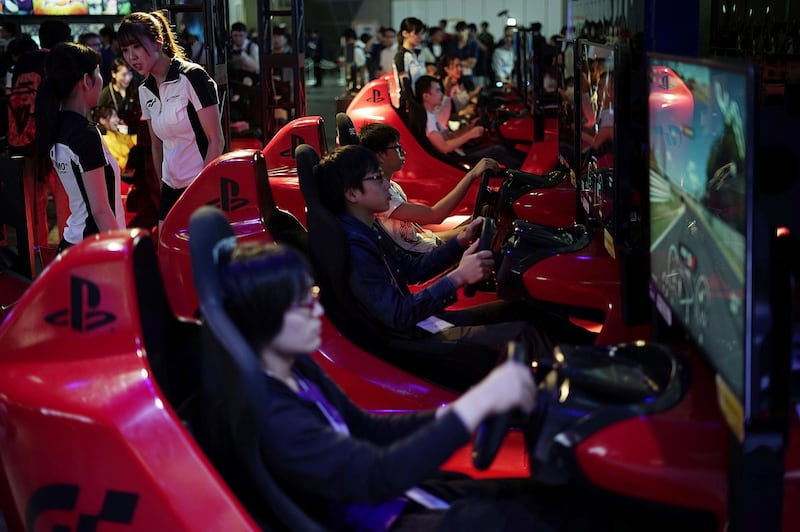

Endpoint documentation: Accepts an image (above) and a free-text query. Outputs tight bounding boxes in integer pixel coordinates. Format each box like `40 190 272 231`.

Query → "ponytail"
150 10 185 59
118 11 185 61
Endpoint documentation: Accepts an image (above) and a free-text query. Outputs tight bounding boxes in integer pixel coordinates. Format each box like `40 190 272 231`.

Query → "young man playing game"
313 144 581 388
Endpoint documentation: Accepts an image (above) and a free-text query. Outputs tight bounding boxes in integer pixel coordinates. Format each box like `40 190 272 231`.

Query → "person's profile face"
271 285 323 356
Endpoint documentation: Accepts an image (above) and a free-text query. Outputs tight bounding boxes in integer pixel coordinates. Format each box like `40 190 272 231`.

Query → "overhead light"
507 18 517 27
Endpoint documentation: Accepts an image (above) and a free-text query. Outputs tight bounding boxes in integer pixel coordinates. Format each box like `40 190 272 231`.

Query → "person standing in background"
117 11 222 229
306 28 323 87
229 22 259 85
35 43 124 254
446 21 479 90
377 27 397 79
476 21 495 86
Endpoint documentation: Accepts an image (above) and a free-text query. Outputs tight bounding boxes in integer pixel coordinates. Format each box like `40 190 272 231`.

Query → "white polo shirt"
139 58 219 189
51 110 125 244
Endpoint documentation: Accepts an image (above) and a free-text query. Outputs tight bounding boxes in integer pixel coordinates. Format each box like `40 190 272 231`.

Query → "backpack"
8 52 45 156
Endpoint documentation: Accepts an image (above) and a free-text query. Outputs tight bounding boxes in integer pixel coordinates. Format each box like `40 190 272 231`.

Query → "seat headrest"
296 144 322 204
189 206 236 313
335 113 359 146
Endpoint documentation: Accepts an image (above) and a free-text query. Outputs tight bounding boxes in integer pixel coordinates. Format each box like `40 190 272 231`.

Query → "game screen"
0 0 130 15
575 40 619 252
648 56 749 401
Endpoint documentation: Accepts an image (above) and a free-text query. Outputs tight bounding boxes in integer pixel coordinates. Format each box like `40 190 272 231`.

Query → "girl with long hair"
117 10 223 227
35 42 125 254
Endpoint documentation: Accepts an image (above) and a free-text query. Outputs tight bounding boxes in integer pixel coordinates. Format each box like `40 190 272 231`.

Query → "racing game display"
648 56 751 403
0 0 130 15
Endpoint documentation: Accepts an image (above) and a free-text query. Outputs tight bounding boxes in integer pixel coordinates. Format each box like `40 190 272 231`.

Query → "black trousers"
380 300 594 392
391 475 605 532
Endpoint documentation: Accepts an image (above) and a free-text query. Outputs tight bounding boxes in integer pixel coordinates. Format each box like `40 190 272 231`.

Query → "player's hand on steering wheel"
449 238 493 287
456 216 483 248
470 158 500 182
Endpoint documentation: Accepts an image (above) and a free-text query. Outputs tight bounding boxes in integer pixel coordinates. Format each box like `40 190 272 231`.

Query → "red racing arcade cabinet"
514 53 798 531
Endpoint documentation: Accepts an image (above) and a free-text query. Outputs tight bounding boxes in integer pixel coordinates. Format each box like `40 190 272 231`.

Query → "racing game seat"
335 112 359 146
188 206 326 532
296 144 498 391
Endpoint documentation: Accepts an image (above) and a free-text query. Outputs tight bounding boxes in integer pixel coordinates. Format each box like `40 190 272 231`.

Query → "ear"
344 187 361 204
82 73 94 90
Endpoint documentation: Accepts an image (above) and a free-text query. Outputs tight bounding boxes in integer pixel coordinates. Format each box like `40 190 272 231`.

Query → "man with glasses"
359 122 497 253
314 144 566 389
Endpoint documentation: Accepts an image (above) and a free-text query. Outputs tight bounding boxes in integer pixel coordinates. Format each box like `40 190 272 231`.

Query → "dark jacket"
261 355 471 526
339 214 462 333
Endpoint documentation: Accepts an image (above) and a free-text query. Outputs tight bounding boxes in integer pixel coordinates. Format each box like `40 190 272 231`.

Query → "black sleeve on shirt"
184 63 219 109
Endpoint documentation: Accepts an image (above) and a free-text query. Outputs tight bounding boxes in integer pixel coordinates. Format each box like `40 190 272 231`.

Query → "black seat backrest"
335 112 359 146
295 144 385 349
133 232 202 416
188 206 326 532
253 150 308 255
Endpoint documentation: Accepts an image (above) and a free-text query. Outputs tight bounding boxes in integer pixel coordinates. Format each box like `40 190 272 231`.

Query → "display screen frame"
647 52 763 429
573 39 631 253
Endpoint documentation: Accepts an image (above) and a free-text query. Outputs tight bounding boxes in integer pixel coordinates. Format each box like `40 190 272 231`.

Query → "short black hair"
231 22 247 33
38 19 71 49
219 242 313 352
358 123 399 153
315 145 381 214
414 74 441 101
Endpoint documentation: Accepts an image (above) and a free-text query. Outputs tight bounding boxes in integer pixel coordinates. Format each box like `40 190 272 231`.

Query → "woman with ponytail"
117 10 223 228
35 42 125 254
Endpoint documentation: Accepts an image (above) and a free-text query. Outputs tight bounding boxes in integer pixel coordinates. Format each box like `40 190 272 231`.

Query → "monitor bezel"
646 52 763 429
573 39 631 245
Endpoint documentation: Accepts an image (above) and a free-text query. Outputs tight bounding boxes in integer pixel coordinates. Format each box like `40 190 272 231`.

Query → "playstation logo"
366 89 385 103
279 134 305 158
44 276 116 332
207 177 249 212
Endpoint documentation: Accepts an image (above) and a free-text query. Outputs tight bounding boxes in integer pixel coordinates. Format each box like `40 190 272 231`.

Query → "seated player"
314 144 561 387
415 75 526 169
359 122 498 253
214 240 599 531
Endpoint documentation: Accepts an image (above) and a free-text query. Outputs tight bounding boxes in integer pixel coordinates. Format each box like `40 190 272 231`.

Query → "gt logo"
279 134 305 158
206 177 249 212
366 88 384 103
26 484 138 531
44 276 116 332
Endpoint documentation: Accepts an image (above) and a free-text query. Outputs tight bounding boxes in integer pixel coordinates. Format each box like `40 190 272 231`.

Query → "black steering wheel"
472 341 530 470
472 170 500 220
463 216 496 298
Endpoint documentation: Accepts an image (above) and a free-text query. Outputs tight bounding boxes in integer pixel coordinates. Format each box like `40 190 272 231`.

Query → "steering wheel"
472 341 530 470
463 216 496 298
472 170 495 220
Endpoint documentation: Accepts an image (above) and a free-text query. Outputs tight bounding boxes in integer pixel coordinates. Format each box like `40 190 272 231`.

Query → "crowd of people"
0 12 222 252
0 11 653 532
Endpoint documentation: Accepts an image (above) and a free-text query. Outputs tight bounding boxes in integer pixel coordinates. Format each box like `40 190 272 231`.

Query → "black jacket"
260 355 471 526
